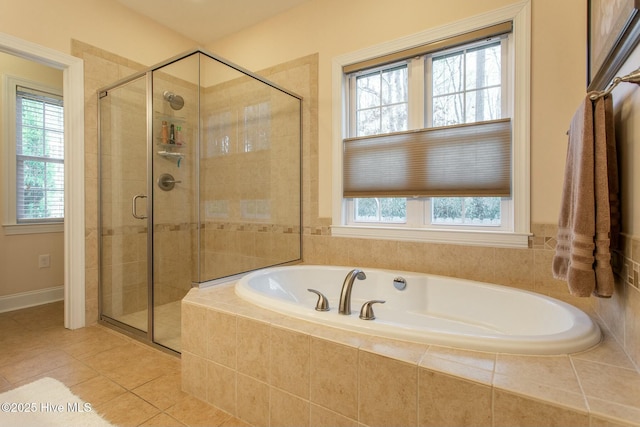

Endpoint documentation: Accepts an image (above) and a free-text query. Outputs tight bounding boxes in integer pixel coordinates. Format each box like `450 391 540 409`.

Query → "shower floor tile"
0 301 248 427
115 300 182 352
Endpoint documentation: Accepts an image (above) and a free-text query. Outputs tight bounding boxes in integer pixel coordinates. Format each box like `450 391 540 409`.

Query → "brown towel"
552 94 619 297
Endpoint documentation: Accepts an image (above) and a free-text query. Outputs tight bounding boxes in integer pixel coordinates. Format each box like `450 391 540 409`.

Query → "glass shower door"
99 75 150 334
151 54 199 351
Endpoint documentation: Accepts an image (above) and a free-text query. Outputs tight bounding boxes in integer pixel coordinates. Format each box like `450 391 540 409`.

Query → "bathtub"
235 265 601 355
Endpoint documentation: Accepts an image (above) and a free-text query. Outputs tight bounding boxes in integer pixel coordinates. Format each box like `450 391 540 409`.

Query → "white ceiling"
115 0 310 45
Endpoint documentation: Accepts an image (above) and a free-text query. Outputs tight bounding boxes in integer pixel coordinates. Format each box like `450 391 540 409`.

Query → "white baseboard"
0 286 64 313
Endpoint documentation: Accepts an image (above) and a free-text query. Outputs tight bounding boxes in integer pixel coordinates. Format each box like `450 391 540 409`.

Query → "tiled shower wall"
199 69 302 279
151 70 198 306
74 41 305 322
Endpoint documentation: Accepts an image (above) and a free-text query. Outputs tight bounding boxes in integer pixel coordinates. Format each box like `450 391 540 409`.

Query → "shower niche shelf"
156 144 185 164
157 150 184 160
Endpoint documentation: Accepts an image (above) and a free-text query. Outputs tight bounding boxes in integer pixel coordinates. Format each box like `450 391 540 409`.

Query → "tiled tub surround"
182 283 640 427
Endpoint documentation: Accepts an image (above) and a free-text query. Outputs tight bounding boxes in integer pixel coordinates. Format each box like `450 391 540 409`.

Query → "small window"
15 86 64 223
431 42 503 126
354 64 408 136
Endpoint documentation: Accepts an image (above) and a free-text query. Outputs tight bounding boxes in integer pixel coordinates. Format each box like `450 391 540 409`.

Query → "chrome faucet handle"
307 289 330 311
359 300 385 320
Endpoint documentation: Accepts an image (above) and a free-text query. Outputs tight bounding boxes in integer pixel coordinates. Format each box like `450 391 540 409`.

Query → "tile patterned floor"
0 301 248 427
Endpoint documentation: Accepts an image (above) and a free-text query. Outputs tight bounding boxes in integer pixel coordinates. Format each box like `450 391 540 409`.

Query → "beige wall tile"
571 330 637 370
624 286 640 365
494 247 534 290
181 351 207 398
181 303 207 357
594 276 628 345
418 368 492 427
587 397 640 427
206 360 236 415
495 354 582 394
359 337 428 366
424 346 496 373
419 354 493 386
358 350 417 427
492 374 588 414
206 309 237 369
572 359 640 409
493 389 589 427
270 326 310 398
589 415 639 427
270 388 310 427
347 238 399 270
236 373 269 427
236 317 271 382
309 404 358 427
310 338 358 419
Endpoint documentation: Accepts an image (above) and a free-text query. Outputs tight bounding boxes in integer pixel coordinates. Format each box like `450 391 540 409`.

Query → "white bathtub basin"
235 265 601 355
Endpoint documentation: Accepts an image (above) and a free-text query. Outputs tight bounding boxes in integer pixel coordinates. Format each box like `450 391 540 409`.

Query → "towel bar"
590 67 640 100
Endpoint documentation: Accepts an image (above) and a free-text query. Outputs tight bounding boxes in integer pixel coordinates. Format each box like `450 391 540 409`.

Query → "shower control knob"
157 173 181 191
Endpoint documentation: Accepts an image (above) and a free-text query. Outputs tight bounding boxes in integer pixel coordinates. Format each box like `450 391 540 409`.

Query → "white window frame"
331 2 531 248
345 44 511 232
3 75 64 235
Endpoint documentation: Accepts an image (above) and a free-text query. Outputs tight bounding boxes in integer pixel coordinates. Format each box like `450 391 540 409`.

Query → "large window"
346 37 509 230
333 6 531 247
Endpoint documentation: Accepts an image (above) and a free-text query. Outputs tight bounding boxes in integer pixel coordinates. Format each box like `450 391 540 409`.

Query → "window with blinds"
15 86 64 223
343 22 513 229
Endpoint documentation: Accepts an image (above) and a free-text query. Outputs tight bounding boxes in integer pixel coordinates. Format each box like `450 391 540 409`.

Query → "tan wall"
0 0 195 64
0 52 64 297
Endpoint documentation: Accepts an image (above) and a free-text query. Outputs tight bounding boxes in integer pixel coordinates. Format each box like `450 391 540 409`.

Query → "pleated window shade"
343 118 512 198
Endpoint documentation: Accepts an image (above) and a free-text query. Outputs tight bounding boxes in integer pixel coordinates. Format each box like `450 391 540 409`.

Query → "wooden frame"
588 0 640 91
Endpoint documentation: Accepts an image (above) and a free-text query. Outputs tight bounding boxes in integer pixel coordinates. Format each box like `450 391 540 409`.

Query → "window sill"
3 223 64 235
330 225 530 248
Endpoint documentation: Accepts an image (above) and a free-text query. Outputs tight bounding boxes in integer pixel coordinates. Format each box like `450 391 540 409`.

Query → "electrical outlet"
38 254 50 269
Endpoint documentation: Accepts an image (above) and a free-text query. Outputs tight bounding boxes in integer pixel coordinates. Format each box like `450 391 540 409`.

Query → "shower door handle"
132 194 148 219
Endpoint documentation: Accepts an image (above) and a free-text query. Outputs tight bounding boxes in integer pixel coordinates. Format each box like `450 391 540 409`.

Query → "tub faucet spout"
339 269 366 315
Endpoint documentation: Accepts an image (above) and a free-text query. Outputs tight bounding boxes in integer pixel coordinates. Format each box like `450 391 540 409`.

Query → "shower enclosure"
97 50 302 353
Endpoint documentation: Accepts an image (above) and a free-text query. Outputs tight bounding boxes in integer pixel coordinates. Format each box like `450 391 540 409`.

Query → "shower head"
163 90 184 110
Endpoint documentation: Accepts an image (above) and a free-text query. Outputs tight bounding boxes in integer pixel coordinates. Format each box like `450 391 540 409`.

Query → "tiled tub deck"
182 283 640 427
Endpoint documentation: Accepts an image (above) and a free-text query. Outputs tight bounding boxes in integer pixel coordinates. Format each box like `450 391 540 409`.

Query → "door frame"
0 32 86 329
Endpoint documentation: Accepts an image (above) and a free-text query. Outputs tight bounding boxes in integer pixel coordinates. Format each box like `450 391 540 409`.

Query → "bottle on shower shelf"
161 121 169 144
170 123 175 144
175 126 183 145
